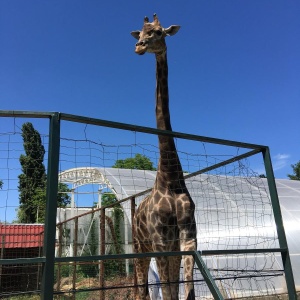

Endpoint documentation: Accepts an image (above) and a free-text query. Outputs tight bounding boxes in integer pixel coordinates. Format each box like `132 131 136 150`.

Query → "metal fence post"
41 113 61 300
262 147 297 300
194 251 224 300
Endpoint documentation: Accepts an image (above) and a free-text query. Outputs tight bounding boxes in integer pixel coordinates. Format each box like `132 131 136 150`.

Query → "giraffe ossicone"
131 15 197 300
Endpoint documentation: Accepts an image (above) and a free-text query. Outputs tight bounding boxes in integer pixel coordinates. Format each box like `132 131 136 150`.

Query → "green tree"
101 192 125 277
57 182 72 207
0 180 3 189
112 153 156 170
18 123 47 223
101 193 123 253
18 122 71 223
287 161 300 180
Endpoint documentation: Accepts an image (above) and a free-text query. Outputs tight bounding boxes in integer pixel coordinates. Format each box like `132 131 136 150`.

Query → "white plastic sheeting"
59 167 300 297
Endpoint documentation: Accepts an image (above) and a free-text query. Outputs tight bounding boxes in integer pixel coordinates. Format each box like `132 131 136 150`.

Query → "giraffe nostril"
136 40 147 47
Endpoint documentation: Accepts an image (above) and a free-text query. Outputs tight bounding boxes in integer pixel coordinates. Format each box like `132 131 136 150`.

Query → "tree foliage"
112 153 156 170
58 182 72 207
101 193 123 251
18 122 71 223
101 192 125 277
18 123 47 223
0 180 3 189
287 161 300 181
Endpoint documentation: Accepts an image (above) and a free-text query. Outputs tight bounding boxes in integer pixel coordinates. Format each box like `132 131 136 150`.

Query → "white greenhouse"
59 167 300 299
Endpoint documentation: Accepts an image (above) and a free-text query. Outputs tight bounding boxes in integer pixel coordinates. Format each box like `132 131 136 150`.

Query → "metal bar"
51 270 285 296
0 257 46 265
0 247 284 265
194 251 224 300
184 148 262 180
0 110 266 149
53 248 285 263
201 248 284 255
60 112 265 149
262 147 297 300
0 110 54 118
41 113 61 300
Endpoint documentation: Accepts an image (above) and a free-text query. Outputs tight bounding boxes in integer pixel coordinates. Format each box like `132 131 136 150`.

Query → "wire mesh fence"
0 112 296 299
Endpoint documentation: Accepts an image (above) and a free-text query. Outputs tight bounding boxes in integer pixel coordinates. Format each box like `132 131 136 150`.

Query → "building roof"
0 224 44 249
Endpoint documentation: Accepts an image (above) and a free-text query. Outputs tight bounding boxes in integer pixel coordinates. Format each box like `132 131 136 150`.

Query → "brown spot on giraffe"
131 14 197 300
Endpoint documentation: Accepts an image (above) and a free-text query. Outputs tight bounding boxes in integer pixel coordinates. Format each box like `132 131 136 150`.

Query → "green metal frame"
262 147 297 299
41 113 61 300
0 110 297 299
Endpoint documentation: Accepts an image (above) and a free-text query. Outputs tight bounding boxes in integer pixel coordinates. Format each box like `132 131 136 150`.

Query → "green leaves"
287 161 300 181
112 153 156 170
18 123 47 223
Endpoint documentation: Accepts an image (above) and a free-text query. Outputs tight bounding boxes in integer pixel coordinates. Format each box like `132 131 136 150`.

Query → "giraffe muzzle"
135 40 148 55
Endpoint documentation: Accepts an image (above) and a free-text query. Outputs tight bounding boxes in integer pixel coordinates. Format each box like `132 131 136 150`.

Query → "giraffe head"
131 14 180 55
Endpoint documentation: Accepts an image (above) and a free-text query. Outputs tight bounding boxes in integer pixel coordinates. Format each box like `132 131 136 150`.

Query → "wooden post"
0 235 4 292
72 218 78 299
131 197 137 297
100 208 106 299
37 231 43 290
56 224 63 293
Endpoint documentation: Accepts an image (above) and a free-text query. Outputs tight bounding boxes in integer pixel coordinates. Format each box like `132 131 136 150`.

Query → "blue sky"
1 0 299 180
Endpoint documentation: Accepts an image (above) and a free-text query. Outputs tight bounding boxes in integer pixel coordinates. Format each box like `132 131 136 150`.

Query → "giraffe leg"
180 232 196 300
135 256 151 300
176 195 197 300
134 234 151 300
168 255 181 299
156 256 174 300
182 253 195 300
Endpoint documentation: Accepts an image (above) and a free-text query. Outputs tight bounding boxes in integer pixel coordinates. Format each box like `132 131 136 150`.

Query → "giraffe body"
131 15 197 300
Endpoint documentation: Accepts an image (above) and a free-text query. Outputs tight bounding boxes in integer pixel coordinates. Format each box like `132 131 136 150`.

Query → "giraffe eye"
155 30 162 36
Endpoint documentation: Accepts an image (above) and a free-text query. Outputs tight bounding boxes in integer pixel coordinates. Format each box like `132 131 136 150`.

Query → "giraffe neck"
155 51 185 191
155 51 172 132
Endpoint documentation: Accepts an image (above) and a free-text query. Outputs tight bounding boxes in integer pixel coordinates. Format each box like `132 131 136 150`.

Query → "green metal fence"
0 110 296 299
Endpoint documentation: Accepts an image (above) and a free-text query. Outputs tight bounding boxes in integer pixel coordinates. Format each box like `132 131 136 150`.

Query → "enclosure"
0 110 298 300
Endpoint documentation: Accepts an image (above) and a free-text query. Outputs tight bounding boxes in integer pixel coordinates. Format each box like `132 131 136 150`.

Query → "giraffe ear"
164 25 181 36
131 31 141 40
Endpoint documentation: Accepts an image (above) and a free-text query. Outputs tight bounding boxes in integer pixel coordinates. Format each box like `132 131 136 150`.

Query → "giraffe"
131 14 197 300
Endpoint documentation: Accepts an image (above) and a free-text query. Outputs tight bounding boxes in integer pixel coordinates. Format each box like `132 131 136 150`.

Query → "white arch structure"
59 167 156 202
59 167 115 191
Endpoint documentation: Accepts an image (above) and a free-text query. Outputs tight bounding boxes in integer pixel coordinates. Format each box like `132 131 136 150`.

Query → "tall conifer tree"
18 122 70 223
18 122 46 223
